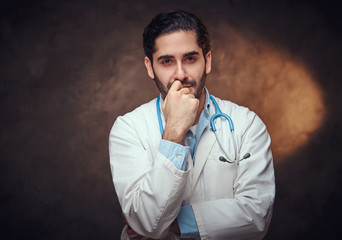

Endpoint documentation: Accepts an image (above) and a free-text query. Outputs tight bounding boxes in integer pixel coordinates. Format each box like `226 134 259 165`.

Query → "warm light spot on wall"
208 26 325 160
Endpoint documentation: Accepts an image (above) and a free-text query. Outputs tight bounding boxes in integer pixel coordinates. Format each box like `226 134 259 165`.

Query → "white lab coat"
109 95 275 240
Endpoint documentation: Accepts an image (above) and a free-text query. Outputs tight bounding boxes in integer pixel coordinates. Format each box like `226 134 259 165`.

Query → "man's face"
144 30 211 99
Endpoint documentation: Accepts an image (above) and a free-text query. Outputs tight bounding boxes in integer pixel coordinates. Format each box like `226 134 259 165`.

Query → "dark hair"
143 10 211 61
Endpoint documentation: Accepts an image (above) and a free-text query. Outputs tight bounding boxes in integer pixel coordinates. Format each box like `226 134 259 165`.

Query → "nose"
174 63 187 81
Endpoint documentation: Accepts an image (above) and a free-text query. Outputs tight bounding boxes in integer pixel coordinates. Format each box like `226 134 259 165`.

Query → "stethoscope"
156 95 251 163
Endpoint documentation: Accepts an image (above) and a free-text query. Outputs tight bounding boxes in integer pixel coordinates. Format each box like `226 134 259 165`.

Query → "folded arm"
109 116 190 239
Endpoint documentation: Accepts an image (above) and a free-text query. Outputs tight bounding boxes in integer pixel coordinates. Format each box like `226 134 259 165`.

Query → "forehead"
153 31 202 57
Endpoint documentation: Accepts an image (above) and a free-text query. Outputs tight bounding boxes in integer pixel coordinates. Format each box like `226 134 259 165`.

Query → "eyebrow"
157 55 174 61
157 51 200 61
184 51 200 57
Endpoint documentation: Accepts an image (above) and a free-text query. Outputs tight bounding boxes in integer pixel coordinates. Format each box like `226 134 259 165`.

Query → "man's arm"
109 114 189 239
191 112 275 239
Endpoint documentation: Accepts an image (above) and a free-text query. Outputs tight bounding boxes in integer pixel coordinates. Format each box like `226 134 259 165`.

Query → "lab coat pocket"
203 154 238 200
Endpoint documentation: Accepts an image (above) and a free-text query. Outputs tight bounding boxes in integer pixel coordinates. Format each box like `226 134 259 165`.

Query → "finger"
179 87 191 95
169 80 182 92
187 93 196 99
179 89 195 99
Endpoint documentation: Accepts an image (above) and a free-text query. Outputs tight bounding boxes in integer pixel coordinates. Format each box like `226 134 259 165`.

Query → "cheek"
188 64 205 79
154 68 174 84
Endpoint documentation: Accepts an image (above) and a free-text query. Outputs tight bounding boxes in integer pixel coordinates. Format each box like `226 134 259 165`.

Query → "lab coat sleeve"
191 111 275 240
109 114 190 239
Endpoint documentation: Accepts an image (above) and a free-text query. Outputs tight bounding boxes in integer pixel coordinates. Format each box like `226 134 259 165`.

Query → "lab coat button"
177 155 182 160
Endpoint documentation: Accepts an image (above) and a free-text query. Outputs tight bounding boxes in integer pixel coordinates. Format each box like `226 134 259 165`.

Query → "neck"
193 89 206 125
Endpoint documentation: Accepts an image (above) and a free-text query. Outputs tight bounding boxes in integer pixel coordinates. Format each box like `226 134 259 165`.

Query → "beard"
153 69 207 100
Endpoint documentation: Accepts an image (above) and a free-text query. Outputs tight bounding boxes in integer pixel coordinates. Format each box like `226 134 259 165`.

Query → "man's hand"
162 81 199 145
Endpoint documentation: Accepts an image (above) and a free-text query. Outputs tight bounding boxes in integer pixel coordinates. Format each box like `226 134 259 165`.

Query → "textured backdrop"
1 0 341 239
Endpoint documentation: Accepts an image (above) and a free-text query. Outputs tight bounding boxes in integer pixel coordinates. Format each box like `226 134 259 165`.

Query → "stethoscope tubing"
156 94 239 163
156 96 164 136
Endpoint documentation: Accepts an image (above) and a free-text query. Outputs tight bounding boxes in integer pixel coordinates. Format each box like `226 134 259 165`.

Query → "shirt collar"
203 87 211 117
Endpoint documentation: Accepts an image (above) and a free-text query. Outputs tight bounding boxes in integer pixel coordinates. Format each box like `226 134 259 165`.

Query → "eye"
185 56 197 63
161 59 173 65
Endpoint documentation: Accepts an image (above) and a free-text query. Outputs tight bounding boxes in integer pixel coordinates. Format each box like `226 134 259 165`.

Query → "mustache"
166 79 197 90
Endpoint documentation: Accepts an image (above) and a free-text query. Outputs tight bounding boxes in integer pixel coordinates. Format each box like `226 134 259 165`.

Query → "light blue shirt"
158 88 211 238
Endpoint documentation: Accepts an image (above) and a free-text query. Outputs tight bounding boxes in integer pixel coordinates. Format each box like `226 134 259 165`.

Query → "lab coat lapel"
191 124 219 191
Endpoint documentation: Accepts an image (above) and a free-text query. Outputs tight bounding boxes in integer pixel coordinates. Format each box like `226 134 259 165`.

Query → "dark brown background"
1 0 341 239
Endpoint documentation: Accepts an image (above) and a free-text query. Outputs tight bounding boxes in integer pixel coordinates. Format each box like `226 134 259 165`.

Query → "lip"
182 85 193 88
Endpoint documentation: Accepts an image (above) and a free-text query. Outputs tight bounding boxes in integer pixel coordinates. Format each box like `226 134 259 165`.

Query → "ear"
144 56 155 79
205 51 212 74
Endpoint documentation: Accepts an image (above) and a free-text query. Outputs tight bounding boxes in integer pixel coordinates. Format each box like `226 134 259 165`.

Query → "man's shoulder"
109 98 160 148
